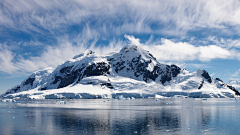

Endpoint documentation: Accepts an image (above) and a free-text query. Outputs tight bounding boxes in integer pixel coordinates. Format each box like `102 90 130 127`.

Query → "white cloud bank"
125 35 232 62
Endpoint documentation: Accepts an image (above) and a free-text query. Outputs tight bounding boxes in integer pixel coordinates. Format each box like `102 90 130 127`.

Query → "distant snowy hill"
1 45 239 99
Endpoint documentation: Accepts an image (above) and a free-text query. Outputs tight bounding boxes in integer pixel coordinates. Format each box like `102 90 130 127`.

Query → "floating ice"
56 101 66 104
115 95 125 100
174 95 188 98
2 99 16 102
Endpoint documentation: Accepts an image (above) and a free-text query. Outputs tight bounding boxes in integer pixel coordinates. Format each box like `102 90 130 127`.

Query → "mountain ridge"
1 44 239 99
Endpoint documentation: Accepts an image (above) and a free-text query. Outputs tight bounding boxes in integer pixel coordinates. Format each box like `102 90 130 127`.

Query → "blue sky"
1 0 240 94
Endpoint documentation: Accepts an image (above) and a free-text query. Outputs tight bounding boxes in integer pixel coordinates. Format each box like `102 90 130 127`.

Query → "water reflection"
50 108 181 134
1 99 240 134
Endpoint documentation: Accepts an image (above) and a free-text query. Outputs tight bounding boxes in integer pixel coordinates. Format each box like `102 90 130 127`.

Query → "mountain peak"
84 50 94 56
73 50 95 59
196 69 212 83
120 44 142 53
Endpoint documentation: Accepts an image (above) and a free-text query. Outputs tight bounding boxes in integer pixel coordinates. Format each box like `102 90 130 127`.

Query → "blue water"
0 98 240 135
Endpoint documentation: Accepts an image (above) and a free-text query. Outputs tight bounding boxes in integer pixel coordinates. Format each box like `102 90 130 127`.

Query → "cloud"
205 36 240 49
198 45 230 61
124 35 141 45
0 44 17 74
136 38 231 61
232 69 240 77
2 0 240 37
122 35 234 62
210 72 217 77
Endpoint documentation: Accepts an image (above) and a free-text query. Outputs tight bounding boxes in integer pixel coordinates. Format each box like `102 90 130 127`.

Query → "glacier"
1 44 239 99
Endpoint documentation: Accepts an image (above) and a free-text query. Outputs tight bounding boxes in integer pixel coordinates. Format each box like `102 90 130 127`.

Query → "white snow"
147 61 155 72
1 74 236 99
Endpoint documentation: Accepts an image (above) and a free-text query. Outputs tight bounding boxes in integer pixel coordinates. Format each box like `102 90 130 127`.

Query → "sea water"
0 98 240 135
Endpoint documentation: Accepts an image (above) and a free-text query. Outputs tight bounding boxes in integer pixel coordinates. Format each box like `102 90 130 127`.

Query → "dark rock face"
131 56 157 82
60 66 73 74
80 62 110 79
49 62 111 89
4 76 36 94
5 91 11 94
198 80 204 89
160 65 171 84
5 85 21 94
51 76 62 85
24 78 35 86
41 87 47 90
13 86 20 92
110 55 127 73
227 85 240 95
58 75 77 88
216 78 240 95
55 65 79 88
143 65 159 82
109 54 181 84
5 86 20 94
160 65 181 84
114 61 125 73
101 82 114 89
50 65 85 89
171 65 181 77
5 77 35 94
148 52 156 60
201 70 212 83
215 78 222 82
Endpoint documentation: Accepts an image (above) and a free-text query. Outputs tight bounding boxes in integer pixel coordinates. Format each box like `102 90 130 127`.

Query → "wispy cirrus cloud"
0 44 18 74
1 0 240 38
232 69 240 77
206 36 240 49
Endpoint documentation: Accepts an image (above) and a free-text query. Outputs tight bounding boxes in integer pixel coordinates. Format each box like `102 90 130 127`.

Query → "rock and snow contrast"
1 45 239 99
229 79 240 91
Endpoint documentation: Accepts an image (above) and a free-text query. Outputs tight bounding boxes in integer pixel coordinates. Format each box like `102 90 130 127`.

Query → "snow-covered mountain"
1 45 239 99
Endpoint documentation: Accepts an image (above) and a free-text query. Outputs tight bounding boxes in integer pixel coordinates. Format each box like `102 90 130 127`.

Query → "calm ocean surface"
0 98 240 135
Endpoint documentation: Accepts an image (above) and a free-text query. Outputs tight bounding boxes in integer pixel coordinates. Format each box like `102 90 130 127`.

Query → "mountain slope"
1 45 239 99
228 79 240 91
